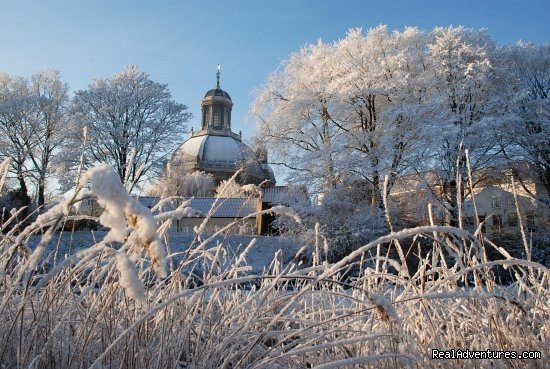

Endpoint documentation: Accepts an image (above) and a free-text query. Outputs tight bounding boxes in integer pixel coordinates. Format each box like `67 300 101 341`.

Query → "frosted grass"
0 165 548 368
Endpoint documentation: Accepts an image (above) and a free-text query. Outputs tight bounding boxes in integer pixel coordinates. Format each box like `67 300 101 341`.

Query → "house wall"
465 184 542 235
390 170 547 235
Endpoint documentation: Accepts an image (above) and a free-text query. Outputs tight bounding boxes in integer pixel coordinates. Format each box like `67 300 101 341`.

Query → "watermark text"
432 349 541 360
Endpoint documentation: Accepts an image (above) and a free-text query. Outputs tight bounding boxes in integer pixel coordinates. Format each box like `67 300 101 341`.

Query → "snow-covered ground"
28 230 303 274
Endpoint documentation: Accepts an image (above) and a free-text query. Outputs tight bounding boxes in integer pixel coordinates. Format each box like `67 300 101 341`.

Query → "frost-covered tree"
0 73 36 208
251 25 536 230
329 26 428 208
27 69 70 206
0 69 69 208
71 66 191 187
251 26 429 225
251 40 344 193
414 26 500 225
149 169 214 198
498 43 550 200
215 178 244 198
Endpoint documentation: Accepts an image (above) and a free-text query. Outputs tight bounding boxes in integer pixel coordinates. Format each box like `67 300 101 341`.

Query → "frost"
268 205 302 224
80 164 167 278
115 252 146 303
369 293 400 324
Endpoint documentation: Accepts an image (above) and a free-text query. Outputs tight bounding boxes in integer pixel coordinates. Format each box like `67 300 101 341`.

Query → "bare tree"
27 69 70 206
499 43 550 201
71 66 191 187
0 73 36 209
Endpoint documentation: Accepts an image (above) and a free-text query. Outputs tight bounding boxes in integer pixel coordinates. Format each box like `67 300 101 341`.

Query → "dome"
171 131 275 185
204 88 232 100
176 134 251 165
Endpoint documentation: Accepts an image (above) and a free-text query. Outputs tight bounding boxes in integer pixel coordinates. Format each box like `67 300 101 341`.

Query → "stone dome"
171 131 275 185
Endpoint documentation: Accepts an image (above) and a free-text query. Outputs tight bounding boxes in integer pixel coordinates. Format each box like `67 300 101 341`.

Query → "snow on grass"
0 164 548 368
80 164 167 278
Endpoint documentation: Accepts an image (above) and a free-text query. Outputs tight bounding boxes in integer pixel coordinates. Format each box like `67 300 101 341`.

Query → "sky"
1 0 549 180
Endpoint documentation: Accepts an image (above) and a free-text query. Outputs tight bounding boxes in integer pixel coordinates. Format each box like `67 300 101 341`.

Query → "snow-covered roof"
137 196 160 209
171 131 276 183
175 133 253 166
261 186 308 204
188 198 257 218
137 196 257 218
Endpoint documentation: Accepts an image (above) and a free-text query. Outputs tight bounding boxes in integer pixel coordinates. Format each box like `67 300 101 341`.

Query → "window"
223 107 230 128
203 106 211 128
491 194 501 208
492 215 502 230
507 196 515 206
507 213 518 227
213 106 223 128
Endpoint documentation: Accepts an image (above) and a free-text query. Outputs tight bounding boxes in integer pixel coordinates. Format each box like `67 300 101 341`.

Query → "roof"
171 133 275 181
188 198 257 218
175 134 251 166
261 185 308 204
204 88 231 100
137 196 160 208
137 196 257 218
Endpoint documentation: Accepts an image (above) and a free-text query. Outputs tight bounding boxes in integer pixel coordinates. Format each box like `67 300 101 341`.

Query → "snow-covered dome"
178 133 251 164
171 130 275 185
167 66 275 186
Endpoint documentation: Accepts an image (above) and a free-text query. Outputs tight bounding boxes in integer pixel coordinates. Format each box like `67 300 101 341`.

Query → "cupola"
200 65 233 132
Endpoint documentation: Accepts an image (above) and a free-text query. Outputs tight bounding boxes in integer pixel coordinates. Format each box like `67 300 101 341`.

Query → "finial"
216 64 221 89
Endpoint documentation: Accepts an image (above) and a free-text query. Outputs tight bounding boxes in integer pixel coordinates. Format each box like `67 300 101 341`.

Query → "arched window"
224 107 230 129
203 106 211 129
213 106 223 128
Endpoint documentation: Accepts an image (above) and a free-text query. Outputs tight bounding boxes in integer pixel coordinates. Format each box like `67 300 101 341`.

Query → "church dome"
167 66 275 186
171 131 274 185
175 133 251 167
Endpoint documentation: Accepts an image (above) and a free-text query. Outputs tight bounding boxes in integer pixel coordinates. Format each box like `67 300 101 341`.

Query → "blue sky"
1 0 548 147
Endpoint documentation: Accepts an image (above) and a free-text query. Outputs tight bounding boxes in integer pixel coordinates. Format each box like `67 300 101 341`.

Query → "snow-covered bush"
150 169 215 197
215 177 260 198
274 183 386 263
215 178 244 198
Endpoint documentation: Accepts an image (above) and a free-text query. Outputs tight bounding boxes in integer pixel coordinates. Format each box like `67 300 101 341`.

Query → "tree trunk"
17 169 32 217
37 174 46 207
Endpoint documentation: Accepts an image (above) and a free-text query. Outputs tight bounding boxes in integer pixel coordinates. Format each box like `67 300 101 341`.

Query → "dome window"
213 106 223 128
223 107 230 129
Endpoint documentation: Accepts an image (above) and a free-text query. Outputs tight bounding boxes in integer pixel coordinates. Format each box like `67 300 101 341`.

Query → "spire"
216 64 221 89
